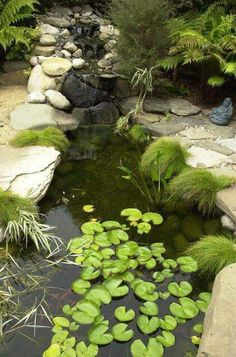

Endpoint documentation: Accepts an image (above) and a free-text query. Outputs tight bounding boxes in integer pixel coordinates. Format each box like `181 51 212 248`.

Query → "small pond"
0 126 224 357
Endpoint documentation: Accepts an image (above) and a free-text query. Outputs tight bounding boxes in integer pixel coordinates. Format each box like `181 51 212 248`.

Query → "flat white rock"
187 146 228 168
217 138 236 153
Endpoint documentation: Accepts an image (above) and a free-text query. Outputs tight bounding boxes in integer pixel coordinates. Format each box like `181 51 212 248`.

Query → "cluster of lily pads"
43 208 211 357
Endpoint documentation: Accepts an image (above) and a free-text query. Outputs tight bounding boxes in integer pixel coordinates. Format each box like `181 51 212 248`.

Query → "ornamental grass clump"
169 168 236 215
128 124 150 145
10 127 69 153
140 137 190 179
187 235 236 277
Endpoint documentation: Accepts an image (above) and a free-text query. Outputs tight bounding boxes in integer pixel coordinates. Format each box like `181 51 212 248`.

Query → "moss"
203 218 220 235
182 215 204 242
173 233 189 252
57 162 73 176
157 215 181 238
128 124 150 145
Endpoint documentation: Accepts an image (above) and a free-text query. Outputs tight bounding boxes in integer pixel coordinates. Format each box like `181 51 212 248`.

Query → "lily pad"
76 300 100 318
139 302 159 316
169 297 199 319
112 323 134 342
116 242 138 260
115 306 135 322
159 292 170 300
43 344 61 357
134 281 158 301
102 260 129 278
168 281 193 297
151 243 166 257
121 208 143 221
145 258 156 269
177 256 198 273
196 292 212 312
53 317 70 328
102 221 122 230
80 267 100 281
193 323 204 334
107 229 129 244
137 315 160 334
71 279 91 295
81 222 104 235
68 236 93 253
88 323 113 346
156 331 175 347
142 212 163 225
85 285 111 306
60 348 76 357
101 248 115 259
94 232 111 247
136 247 152 264
51 331 69 344
131 338 164 357
153 269 173 283
162 259 177 269
137 222 152 234
103 277 129 297
76 342 99 357
159 315 177 331
83 205 95 213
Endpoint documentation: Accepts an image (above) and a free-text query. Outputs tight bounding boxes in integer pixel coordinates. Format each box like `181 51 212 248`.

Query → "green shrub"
140 137 190 179
128 124 150 145
0 0 38 51
187 235 236 276
110 0 170 77
169 168 236 215
10 127 69 153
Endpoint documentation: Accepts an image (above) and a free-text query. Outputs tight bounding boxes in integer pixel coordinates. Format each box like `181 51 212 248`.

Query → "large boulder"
10 103 78 131
144 97 201 116
34 45 56 57
62 72 109 108
0 146 61 202
73 102 119 124
198 264 236 357
42 57 72 77
216 185 236 224
28 65 64 93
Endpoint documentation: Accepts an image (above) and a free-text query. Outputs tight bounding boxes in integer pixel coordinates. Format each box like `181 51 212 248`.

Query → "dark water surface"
0 126 223 357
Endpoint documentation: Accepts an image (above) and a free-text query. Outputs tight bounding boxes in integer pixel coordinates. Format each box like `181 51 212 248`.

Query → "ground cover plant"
10 127 70 153
43 208 210 357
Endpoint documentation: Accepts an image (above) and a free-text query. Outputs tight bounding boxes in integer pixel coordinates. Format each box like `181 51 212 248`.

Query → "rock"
29 56 38 66
42 58 72 76
204 124 235 139
34 45 56 57
73 48 83 58
40 24 59 35
10 103 78 131
119 96 138 115
43 16 71 28
63 42 77 53
179 127 216 140
62 72 109 108
40 34 57 46
197 264 236 357
45 89 71 110
113 79 131 99
137 113 162 125
50 5 73 17
3 60 30 73
97 58 112 69
143 122 184 137
61 29 70 37
27 91 46 104
168 98 201 116
187 146 228 168
196 140 234 156
216 138 236 152
37 56 50 64
144 98 170 114
28 65 63 93
72 58 86 69
73 102 119 124
210 97 233 126
221 214 236 232
0 146 61 202
61 49 72 58
209 166 236 179
216 185 236 224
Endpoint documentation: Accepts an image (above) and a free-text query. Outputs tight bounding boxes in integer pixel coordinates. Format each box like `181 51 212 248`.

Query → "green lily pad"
136 247 152 264
69 322 79 331
80 267 100 281
134 281 158 301
139 302 159 316
85 285 111 306
62 337 76 349
60 348 76 357
137 315 160 334
151 243 166 257
102 260 129 278
101 248 115 259
94 232 111 247
107 229 129 244
115 306 135 322
145 258 156 269
71 279 91 295
153 269 173 283
156 331 175 347
142 212 163 225
168 281 193 297
83 205 95 213
121 208 143 221
76 342 98 357
116 242 138 260
196 292 212 312
137 222 152 234
112 323 134 342
76 300 100 318
159 315 177 331
131 338 164 357
81 222 104 235
88 323 113 346
162 259 177 269
52 317 70 328
191 335 201 345
177 256 198 273
83 254 102 269
102 221 122 230
51 331 69 344
43 343 61 357
169 297 199 319
68 235 93 253
120 271 135 283
103 277 129 297
159 292 170 300
193 323 204 334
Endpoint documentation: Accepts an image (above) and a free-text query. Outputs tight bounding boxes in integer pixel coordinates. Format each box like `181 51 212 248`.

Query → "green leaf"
193 323 204 334
196 292 212 312
159 292 170 300
136 247 152 263
76 342 99 357
102 260 129 279
191 335 201 345
169 297 199 319
51 331 69 344
94 232 111 247
43 344 61 357
151 243 166 257
101 248 115 259
68 236 93 253
115 306 135 322
131 338 164 357
207 76 225 87
168 281 193 297
88 323 113 346
60 348 76 357
76 300 100 318
131 339 146 357
162 259 177 269
134 281 158 301
116 241 138 260
52 317 70 328
112 323 134 342
153 269 173 283
80 267 100 281
63 337 76 349
85 285 111 306
142 212 163 225
107 229 129 244
120 271 135 283
103 277 129 297
177 256 198 273
137 222 152 234
137 315 160 334
69 322 79 331
71 279 91 295
102 220 122 230
83 205 95 213
121 208 143 221
139 302 159 316
159 315 177 331
81 222 104 235
156 331 175 347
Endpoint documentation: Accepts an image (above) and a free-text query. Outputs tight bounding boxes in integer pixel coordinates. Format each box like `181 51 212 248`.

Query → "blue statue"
210 97 233 126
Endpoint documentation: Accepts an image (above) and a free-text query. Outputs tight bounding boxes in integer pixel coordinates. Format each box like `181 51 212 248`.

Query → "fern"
207 76 226 86
0 0 38 50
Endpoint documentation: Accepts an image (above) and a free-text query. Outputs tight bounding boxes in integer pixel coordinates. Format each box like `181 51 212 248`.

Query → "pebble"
72 58 86 69
63 42 77 53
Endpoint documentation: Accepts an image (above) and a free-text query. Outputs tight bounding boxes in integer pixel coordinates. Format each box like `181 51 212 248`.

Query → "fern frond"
207 76 226 87
158 55 182 70
222 61 236 76
0 0 38 27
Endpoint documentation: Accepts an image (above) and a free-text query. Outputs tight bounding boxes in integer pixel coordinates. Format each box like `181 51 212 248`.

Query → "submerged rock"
210 97 233 126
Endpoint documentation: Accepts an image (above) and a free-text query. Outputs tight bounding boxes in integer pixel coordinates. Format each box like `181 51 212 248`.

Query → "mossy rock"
182 215 204 242
203 218 220 235
157 215 181 238
173 233 189 252
57 162 73 176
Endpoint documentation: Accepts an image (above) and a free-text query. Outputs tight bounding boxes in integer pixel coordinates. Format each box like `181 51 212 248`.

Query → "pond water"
0 126 224 357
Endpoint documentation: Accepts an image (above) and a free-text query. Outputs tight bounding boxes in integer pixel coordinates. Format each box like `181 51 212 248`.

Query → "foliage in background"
0 0 38 51
10 127 70 153
160 3 236 87
169 168 236 215
43 208 209 357
110 0 170 78
187 234 236 277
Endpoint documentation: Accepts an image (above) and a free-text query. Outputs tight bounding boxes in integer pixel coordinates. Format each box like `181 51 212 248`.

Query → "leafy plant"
0 0 38 50
169 168 236 215
10 127 69 153
187 234 236 276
